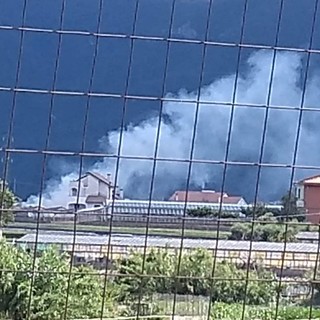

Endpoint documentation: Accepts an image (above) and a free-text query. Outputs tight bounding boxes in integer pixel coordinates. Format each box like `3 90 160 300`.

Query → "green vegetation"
0 239 159 320
4 222 231 239
187 206 239 218
0 240 108 319
1 240 320 319
241 191 305 222
280 191 306 222
116 248 277 304
0 182 16 227
241 204 280 218
187 192 306 242
211 303 320 319
229 190 310 242
229 213 299 242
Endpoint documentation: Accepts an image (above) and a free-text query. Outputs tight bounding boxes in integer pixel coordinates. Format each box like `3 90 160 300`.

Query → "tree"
229 223 252 240
210 261 276 305
0 181 16 226
187 207 218 217
115 248 165 317
256 212 277 222
115 248 276 305
177 249 212 296
280 191 305 222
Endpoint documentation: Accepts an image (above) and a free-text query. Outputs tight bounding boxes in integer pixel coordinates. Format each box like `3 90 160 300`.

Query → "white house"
67 172 123 210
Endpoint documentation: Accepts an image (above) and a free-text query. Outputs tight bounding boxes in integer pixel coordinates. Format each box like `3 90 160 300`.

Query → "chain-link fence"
1 0 320 319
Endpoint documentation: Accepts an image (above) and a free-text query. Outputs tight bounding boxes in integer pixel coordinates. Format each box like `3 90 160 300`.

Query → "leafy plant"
229 219 298 242
0 182 17 226
116 248 277 305
187 207 238 219
0 240 119 320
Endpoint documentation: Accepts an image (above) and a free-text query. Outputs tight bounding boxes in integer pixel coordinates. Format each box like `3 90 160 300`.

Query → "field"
3 222 231 239
133 294 320 319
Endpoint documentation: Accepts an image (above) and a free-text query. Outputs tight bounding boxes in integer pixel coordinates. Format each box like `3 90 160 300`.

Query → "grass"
211 302 320 320
4 222 230 239
156 296 320 319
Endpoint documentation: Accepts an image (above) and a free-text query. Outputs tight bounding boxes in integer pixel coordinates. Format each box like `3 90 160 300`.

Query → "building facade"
295 175 320 224
16 232 320 271
68 171 123 210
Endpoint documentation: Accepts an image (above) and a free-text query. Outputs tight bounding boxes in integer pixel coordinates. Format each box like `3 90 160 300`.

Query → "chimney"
113 185 123 199
107 173 112 182
119 188 124 199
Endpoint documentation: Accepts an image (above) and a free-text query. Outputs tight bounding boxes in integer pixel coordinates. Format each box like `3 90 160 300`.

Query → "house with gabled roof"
295 174 320 223
67 171 123 210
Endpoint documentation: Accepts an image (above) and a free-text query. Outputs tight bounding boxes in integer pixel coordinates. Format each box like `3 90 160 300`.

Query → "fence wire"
1 0 320 319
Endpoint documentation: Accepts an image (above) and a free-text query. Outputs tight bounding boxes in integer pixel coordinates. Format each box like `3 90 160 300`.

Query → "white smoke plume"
26 50 320 207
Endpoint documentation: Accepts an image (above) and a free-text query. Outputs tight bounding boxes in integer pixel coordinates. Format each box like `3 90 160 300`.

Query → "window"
83 177 88 187
71 188 77 196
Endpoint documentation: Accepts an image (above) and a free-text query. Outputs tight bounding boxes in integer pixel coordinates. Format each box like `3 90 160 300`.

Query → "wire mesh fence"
1 0 320 319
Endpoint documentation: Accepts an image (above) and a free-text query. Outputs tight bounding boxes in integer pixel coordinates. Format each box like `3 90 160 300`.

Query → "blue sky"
1 0 320 201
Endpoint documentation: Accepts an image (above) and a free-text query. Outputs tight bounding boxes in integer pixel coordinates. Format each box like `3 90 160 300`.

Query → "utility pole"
13 178 17 194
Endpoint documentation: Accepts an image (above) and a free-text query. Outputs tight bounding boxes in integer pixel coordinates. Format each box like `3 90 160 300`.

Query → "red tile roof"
297 174 320 185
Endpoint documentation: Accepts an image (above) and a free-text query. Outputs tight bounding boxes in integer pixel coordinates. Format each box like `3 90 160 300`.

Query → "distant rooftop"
76 171 113 186
169 190 246 204
297 174 320 185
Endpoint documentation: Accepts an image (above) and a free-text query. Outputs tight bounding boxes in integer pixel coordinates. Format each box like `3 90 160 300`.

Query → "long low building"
17 199 283 219
296 231 320 243
105 199 283 216
16 232 319 270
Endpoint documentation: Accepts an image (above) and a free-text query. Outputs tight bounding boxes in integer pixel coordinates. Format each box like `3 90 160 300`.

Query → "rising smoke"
26 50 320 207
